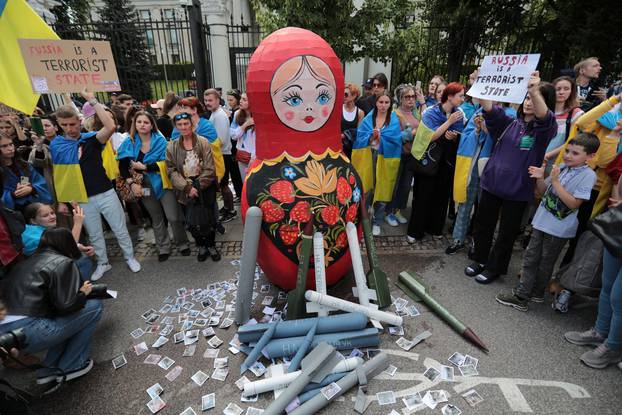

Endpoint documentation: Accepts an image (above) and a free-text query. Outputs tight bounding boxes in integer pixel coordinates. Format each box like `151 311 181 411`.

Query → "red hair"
441 82 464 103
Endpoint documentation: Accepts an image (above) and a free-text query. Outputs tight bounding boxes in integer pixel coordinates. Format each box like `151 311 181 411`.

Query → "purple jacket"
481 105 556 202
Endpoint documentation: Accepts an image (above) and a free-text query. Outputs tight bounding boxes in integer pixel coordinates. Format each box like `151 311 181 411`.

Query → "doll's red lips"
304 116 315 123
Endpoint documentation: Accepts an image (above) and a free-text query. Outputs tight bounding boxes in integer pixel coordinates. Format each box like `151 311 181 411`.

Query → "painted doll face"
270 55 336 132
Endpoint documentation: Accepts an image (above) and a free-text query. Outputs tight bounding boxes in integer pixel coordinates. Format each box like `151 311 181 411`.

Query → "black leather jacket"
1 248 86 318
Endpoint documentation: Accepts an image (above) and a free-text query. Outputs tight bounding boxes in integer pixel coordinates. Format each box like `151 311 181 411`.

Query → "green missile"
287 219 314 320
359 193 392 309
397 271 489 353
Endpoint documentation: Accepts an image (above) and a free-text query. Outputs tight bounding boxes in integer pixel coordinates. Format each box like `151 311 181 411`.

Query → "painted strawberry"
260 200 285 223
336 177 352 204
290 201 312 223
278 224 299 246
270 180 295 203
346 203 358 223
349 174 356 185
335 231 347 248
320 205 340 226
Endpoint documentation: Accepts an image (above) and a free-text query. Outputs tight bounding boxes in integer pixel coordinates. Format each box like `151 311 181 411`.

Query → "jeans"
515 229 568 299
372 202 387 226
80 188 134 265
0 300 103 376
452 164 480 244
595 248 622 350
473 189 527 275
76 255 94 281
141 190 189 254
238 162 249 183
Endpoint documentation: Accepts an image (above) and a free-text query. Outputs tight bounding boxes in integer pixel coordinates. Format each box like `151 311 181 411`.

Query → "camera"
0 328 26 351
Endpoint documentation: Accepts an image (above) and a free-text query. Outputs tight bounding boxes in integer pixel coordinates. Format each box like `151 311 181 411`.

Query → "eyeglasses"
174 113 191 121
372 83 382 88
403 95 416 99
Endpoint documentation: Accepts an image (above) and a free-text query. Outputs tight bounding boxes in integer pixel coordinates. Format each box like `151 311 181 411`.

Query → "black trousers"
219 154 236 210
407 166 451 239
228 146 244 197
472 189 528 275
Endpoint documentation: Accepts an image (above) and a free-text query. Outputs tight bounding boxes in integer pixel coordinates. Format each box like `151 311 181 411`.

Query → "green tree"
251 0 417 63
52 0 92 25
98 0 154 100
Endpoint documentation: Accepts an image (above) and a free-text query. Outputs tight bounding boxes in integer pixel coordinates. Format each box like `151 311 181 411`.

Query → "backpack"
554 230 603 297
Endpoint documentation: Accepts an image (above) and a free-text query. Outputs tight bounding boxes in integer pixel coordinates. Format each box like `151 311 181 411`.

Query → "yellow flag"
0 0 59 114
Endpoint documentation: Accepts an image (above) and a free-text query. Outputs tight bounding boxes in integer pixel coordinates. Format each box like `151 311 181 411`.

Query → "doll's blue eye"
317 90 331 105
283 93 302 107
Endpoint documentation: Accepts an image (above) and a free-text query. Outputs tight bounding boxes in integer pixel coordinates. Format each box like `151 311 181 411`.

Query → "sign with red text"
467 54 540 104
18 39 121 93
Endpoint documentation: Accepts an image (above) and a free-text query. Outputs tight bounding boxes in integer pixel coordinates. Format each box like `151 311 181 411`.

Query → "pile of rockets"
233 203 487 414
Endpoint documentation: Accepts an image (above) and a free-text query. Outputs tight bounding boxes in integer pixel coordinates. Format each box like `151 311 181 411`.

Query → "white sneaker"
126 257 141 273
406 235 416 244
394 210 409 224
91 263 112 281
372 225 381 236
137 228 146 242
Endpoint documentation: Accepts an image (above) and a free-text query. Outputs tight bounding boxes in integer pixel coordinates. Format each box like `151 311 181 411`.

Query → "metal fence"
227 23 263 90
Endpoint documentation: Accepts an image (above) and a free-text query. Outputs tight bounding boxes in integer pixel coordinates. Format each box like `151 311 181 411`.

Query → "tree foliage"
251 0 416 62
98 0 154 100
51 0 92 25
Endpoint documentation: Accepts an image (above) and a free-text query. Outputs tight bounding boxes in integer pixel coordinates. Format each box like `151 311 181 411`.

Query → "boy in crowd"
496 133 600 311
51 89 140 281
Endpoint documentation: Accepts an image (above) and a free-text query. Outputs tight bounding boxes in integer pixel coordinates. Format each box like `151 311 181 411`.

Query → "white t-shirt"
209 107 232 155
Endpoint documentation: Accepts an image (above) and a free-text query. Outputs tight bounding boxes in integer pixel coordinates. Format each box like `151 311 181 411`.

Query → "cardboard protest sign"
18 39 121 93
467 54 540 104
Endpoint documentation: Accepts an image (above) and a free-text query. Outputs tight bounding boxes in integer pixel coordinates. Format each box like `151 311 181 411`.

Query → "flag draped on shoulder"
49 133 95 203
117 132 172 200
411 105 462 160
0 0 59 114
351 111 402 202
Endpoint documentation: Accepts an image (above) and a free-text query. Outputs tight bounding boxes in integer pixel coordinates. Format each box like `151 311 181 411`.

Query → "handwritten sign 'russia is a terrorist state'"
18 39 121 94
467 54 540 104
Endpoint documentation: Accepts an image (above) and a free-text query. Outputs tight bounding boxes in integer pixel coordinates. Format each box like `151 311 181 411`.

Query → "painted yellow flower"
294 160 337 196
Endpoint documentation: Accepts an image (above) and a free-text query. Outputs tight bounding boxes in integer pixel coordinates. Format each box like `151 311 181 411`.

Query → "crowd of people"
0 55 621 390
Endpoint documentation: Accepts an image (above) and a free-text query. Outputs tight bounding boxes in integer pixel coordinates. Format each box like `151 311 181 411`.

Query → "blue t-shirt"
531 164 596 238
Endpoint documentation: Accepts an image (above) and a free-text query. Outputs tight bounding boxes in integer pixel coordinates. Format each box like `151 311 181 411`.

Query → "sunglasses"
174 113 191 121
372 83 382 88
403 95 416 99
344 92 351 97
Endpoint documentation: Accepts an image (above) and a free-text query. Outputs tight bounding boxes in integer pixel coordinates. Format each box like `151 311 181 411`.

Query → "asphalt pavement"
3 214 622 415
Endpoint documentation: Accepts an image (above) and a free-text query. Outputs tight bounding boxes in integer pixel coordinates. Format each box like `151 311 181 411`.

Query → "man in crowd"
51 89 140 281
575 57 606 111
204 89 237 222
356 73 388 115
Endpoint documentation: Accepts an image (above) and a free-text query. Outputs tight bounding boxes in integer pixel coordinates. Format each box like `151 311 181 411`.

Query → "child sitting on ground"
496 132 600 311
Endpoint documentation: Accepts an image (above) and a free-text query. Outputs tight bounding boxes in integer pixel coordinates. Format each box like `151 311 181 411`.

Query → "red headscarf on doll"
246 27 344 160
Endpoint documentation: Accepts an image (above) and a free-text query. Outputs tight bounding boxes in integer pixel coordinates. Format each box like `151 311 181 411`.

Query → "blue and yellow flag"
0 0 59 114
351 111 402 202
49 133 95 203
411 105 464 161
117 131 172 199
171 118 224 180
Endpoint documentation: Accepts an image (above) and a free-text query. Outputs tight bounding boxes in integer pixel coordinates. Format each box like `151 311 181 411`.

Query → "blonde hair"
345 83 360 99
574 57 599 75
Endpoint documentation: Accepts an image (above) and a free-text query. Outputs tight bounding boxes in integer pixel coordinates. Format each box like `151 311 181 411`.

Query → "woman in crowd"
166 112 220 262
407 82 465 242
544 76 584 169
117 111 191 262
341 83 365 158
0 228 103 385
386 84 420 226
226 89 241 124
41 115 60 145
21 202 95 280
0 133 52 211
419 75 445 111
229 92 256 181
465 71 557 284
223 89 244 203
0 114 32 161
156 91 180 140
352 92 402 236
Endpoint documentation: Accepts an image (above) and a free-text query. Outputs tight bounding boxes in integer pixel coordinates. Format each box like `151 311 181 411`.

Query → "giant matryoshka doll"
241 27 362 290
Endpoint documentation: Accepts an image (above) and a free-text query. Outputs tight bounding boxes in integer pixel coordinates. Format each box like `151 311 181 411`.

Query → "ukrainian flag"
351 111 402 202
171 118 224 180
0 0 59 114
49 134 92 203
